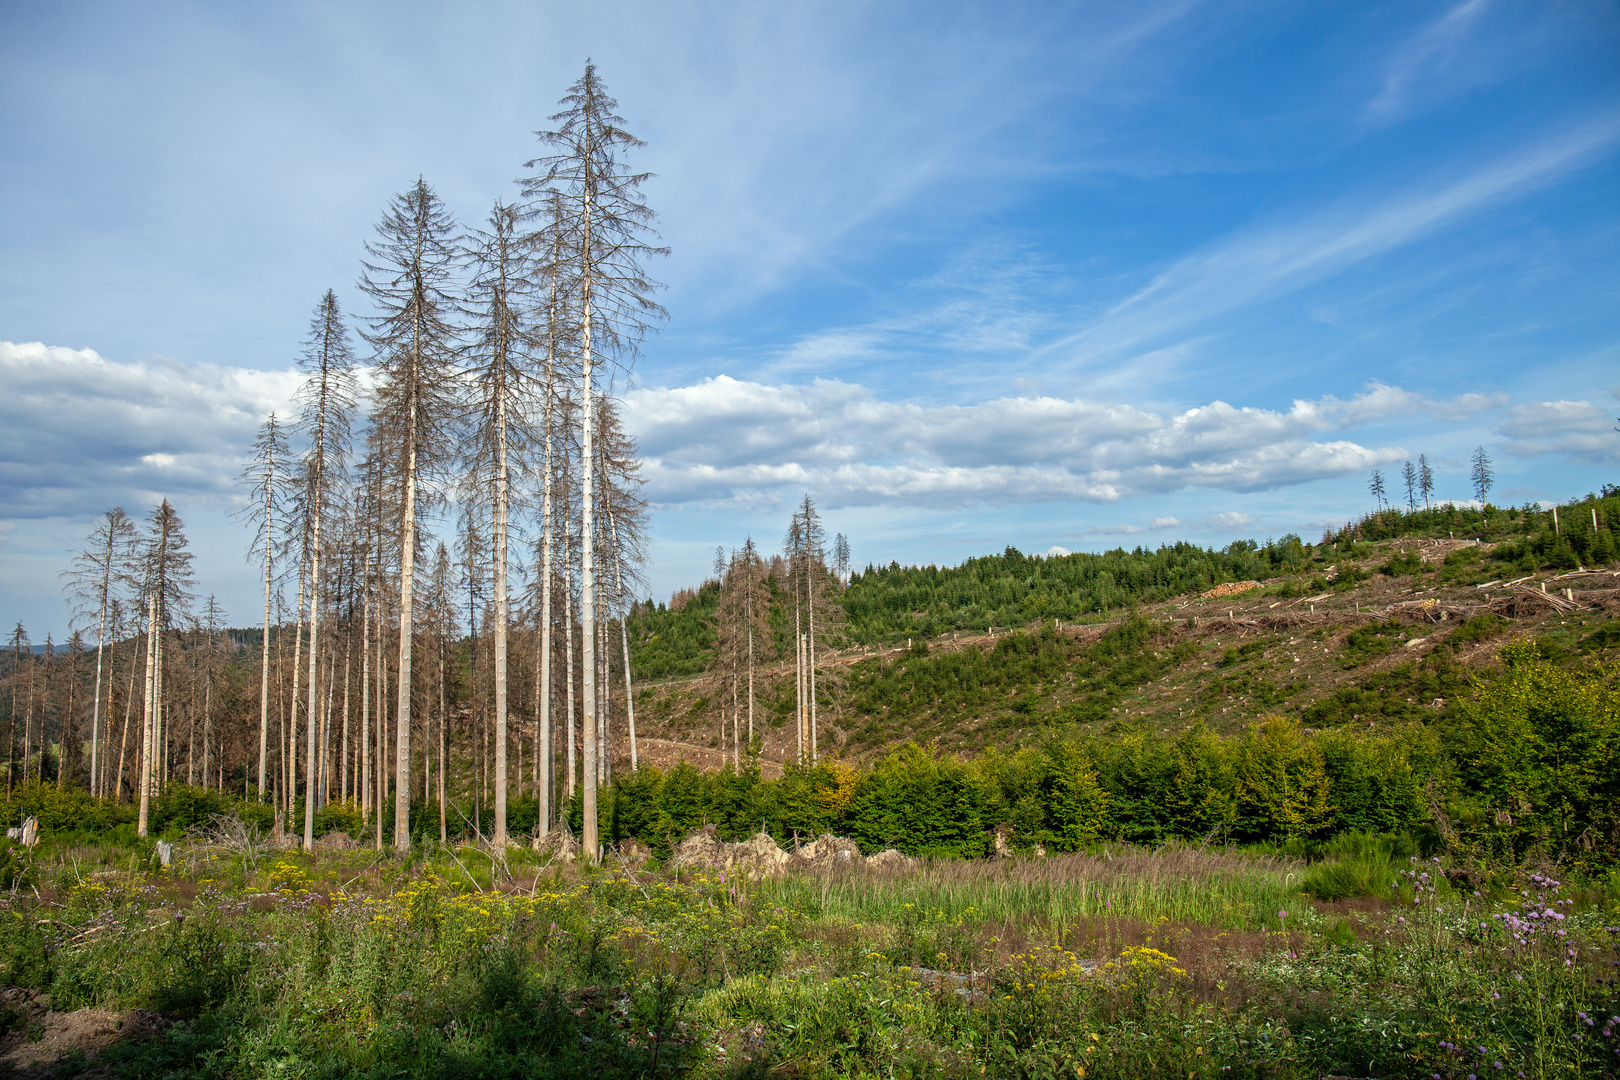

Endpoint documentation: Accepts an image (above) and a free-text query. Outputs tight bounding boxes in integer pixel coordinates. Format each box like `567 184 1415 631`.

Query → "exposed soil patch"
0 987 168 1078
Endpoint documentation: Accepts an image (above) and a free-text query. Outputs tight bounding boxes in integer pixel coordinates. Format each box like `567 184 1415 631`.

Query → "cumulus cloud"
0 341 300 519
1 339 1576 534
1498 400 1620 464
624 375 1463 509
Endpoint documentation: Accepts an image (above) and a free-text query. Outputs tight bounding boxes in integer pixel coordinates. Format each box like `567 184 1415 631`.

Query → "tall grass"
755 845 1309 931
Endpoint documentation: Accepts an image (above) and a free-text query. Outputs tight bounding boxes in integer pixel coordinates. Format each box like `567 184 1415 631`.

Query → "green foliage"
1303 652 1469 727
1448 612 1507 648
148 784 272 837
1219 639 1268 666
1450 643 1619 869
1579 617 1620 653
846 744 988 857
627 493 1618 680
1443 546 1482 567
625 582 720 680
0 841 31 889
313 798 362 838
1339 619 1408 668
0 783 135 833
843 540 1319 645
1380 548 1425 576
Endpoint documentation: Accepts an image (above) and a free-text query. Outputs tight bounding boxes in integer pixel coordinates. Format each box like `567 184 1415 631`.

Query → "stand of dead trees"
14 64 660 858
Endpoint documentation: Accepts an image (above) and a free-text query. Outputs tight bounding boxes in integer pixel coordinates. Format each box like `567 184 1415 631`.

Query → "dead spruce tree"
464 199 535 849
237 414 291 802
521 62 666 861
785 495 842 762
136 499 195 837
719 536 772 757
593 392 647 772
361 177 462 850
293 289 358 848
61 507 138 797
527 194 571 837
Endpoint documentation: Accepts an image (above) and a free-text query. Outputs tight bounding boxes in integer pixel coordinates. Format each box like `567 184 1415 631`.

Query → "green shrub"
313 798 363 838
1340 620 1407 668
1380 548 1424 576
0 784 135 833
1448 612 1506 648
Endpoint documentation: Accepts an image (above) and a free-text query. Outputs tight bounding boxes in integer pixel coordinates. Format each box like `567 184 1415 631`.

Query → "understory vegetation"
1 837 1616 1078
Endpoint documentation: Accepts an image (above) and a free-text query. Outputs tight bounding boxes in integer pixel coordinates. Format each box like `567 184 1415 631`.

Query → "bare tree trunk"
808 595 818 764
438 631 447 844
305 522 323 847
492 375 510 850
340 627 352 802
376 585 387 851
204 637 217 790
320 649 336 803
360 586 370 815
438 682 447 844
116 638 137 802
794 609 803 762
580 284 599 862
608 511 637 771
396 445 416 850
137 594 157 836
563 535 576 803
287 566 306 827
88 537 113 796
746 619 754 750
537 441 554 835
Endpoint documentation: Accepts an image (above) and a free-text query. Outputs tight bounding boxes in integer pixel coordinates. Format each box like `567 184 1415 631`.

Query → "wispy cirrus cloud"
1367 0 1493 122
1047 118 1620 368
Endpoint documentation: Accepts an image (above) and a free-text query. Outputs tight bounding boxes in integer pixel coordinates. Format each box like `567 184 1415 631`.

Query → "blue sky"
2 0 1617 636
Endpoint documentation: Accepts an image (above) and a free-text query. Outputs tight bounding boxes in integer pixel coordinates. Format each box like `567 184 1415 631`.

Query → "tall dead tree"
238 415 290 802
61 507 138 797
136 499 195 836
521 62 666 861
785 495 841 762
294 290 358 848
594 393 647 772
361 177 462 850
720 536 772 754
527 191 575 838
7 623 29 794
464 200 533 849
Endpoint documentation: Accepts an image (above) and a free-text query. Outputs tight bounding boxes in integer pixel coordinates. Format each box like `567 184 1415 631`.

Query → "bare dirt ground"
0 987 167 1078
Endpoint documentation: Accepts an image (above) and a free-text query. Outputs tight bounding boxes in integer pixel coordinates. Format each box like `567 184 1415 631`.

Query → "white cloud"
1205 511 1258 530
1047 545 1072 557
624 375 1462 509
1078 510 1253 538
1498 399 1620 464
0 341 300 519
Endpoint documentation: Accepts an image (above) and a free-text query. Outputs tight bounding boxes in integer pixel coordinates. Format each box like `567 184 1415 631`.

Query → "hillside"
623 489 1620 772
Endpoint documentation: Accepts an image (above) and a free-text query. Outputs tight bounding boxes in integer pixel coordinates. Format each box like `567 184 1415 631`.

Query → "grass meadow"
1 834 1616 1079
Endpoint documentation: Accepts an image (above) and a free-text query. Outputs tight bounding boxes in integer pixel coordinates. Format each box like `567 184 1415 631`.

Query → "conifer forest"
2 63 1619 1080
